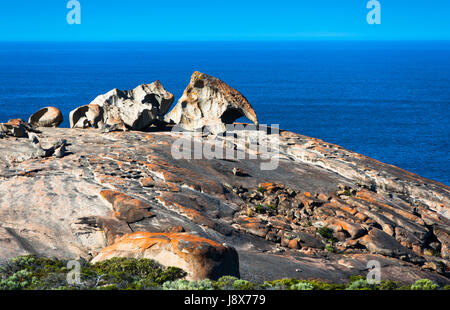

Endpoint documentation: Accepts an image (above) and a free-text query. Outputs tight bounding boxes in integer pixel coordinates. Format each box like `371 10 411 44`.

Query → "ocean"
0 41 448 185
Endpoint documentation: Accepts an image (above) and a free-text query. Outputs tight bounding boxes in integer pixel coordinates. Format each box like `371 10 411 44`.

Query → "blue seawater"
0 41 448 185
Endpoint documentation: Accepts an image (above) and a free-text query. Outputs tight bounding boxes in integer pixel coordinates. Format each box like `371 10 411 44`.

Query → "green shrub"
263 278 300 290
232 279 256 290
318 227 336 242
0 269 35 290
263 279 346 290
307 280 345 290
0 255 186 290
349 275 365 282
253 204 277 215
216 276 239 290
215 276 257 290
342 190 352 196
410 279 439 290
346 279 375 290
254 205 266 214
290 282 314 290
256 187 267 194
378 280 403 290
162 279 215 290
1 255 444 291
325 244 335 253
93 257 186 288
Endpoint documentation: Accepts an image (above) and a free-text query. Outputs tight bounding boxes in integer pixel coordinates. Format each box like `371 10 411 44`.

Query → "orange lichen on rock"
155 195 216 229
96 175 129 187
142 179 180 192
169 225 185 233
326 219 367 239
144 163 184 183
234 216 269 238
6 119 27 127
91 232 240 280
100 190 153 223
287 239 300 250
355 189 425 225
140 177 154 187
257 182 283 194
327 197 358 215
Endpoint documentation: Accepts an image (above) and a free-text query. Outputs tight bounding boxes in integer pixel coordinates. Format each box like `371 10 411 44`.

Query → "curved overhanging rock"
70 81 174 131
165 71 259 133
29 107 63 128
69 103 104 129
91 232 240 281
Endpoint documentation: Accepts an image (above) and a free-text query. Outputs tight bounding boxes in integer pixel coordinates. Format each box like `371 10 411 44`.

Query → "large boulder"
165 71 258 133
358 228 415 259
91 232 240 281
28 107 63 128
70 81 174 130
69 103 104 129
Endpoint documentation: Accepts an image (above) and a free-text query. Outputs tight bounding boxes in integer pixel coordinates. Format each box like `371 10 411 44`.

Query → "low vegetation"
317 226 338 243
0 256 448 290
253 204 278 215
0 256 185 290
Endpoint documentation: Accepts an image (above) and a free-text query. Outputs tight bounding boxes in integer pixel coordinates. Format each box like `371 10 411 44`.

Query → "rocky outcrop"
165 72 258 133
91 232 240 281
29 107 63 128
0 124 448 284
69 73 258 134
70 81 174 131
0 119 39 138
7 75 449 284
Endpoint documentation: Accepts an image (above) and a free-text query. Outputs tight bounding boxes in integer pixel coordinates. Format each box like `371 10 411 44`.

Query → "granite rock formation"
0 125 448 284
0 119 39 138
70 81 174 131
29 107 63 128
70 104 104 129
91 232 240 280
165 72 258 133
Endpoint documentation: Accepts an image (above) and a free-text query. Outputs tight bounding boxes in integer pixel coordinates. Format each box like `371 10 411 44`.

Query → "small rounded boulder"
29 106 63 128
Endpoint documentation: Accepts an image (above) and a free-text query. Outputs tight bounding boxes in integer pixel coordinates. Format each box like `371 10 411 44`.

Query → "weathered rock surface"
70 81 174 130
91 232 240 280
165 72 258 133
99 190 154 223
0 126 448 284
0 119 39 138
70 104 104 129
29 107 63 128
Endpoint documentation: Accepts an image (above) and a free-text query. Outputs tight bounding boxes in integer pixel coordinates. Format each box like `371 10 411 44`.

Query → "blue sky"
0 0 449 41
